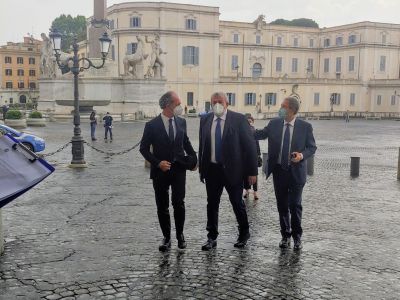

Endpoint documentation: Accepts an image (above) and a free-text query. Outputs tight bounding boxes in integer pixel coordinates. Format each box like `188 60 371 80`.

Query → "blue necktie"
215 118 222 163
168 118 174 143
281 124 290 170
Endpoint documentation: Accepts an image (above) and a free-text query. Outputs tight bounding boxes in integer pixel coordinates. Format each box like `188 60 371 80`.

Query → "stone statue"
145 34 166 79
40 33 56 78
123 35 148 78
254 15 266 30
40 33 71 78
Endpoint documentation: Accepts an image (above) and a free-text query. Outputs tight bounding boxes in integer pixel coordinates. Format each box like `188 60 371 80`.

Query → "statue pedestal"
38 77 166 118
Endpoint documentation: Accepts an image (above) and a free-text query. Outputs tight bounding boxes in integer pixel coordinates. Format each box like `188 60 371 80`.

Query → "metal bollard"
307 155 315 176
262 152 268 176
397 148 400 181
350 157 360 177
0 209 4 255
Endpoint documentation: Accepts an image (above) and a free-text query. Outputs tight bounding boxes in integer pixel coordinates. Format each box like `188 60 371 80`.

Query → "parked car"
198 111 210 117
0 124 45 152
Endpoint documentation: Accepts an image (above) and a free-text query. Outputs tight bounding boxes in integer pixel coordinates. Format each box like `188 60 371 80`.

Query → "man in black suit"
198 92 258 250
255 96 317 250
140 91 197 252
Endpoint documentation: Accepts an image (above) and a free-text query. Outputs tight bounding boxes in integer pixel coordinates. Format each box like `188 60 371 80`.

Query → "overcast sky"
0 0 399 45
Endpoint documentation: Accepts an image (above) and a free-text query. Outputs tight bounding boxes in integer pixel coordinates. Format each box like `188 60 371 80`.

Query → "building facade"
80 2 400 115
0 37 41 107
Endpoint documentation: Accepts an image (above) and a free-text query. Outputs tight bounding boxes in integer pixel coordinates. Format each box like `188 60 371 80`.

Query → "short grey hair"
159 91 174 109
211 92 228 101
285 97 300 114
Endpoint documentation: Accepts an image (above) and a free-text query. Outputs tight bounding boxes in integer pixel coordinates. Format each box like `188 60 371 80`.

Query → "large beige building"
0 37 41 107
85 1 400 115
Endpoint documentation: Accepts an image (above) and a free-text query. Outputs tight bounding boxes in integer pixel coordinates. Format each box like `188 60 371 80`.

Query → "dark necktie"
168 118 174 143
281 123 290 170
215 118 222 163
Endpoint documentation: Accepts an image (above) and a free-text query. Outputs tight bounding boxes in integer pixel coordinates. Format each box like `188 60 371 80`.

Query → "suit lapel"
222 110 231 142
290 118 299 151
204 113 213 157
156 115 170 144
174 117 183 147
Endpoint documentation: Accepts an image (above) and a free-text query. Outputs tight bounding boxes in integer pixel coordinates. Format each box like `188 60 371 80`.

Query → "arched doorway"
252 63 262 78
19 95 27 104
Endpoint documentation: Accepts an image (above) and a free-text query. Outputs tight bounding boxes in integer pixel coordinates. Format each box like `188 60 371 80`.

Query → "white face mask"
213 103 225 117
173 105 183 116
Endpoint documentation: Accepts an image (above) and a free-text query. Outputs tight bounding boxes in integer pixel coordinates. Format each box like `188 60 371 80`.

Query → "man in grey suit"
255 97 317 250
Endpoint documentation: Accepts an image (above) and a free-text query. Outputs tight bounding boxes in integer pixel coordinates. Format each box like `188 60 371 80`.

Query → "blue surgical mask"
278 108 288 119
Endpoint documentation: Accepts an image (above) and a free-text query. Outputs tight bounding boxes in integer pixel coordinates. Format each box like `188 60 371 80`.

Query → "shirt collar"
284 117 296 127
212 109 228 122
161 113 174 122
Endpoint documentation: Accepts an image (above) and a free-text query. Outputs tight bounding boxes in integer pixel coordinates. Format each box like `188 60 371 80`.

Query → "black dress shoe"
201 239 217 251
159 238 171 252
177 234 187 249
279 237 291 248
234 232 250 248
293 239 303 251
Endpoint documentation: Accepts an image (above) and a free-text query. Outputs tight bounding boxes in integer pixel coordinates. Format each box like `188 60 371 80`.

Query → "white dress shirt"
278 117 296 164
160 113 176 139
210 110 227 163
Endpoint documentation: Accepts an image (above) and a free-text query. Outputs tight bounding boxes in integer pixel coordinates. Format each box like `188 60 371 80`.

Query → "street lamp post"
49 28 111 167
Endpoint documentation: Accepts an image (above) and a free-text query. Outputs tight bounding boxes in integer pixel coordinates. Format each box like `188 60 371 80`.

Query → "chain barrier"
84 140 141 156
41 141 71 157
39 139 141 159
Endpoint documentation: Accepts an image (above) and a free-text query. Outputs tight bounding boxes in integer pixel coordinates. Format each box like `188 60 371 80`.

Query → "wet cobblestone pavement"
1 118 400 299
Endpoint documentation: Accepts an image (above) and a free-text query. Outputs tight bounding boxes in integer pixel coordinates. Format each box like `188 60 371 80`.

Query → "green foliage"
5 110 23 120
9 103 34 110
188 108 197 113
51 14 87 52
29 111 43 118
270 18 319 28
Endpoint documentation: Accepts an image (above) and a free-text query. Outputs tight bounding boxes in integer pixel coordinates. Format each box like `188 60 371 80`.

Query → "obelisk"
88 0 107 58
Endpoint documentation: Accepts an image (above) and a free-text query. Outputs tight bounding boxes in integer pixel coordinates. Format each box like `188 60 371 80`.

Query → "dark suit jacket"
255 117 317 185
140 115 197 179
198 110 258 186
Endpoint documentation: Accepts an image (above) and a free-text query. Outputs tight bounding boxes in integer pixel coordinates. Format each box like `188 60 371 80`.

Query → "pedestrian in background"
89 111 97 141
243 115 261 200
2 105 9 122
103 112 113 142
345 110 350 123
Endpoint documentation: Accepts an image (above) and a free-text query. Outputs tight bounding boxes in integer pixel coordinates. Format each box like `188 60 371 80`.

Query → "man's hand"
248 176 257 185
290 152 303 163
159 161 171 172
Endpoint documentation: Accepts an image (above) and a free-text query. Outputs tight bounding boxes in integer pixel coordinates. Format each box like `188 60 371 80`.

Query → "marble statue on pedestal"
145 34 166 79
123 35 148 78
40 33 56 78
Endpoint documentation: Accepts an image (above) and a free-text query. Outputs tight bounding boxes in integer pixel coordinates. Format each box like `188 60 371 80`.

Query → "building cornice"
108 2 219 17
111 28 220 39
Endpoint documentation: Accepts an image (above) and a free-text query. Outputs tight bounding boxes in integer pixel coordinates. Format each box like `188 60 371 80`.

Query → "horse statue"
123 35 149 78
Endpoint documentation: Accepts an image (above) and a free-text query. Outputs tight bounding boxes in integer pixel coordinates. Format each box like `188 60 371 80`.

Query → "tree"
51 14 87 52
270 18 319 28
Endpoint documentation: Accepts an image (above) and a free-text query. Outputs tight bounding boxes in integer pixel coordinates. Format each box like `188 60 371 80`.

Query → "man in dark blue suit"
140 91 197 252
255 96 317 250
198 92 258 250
